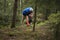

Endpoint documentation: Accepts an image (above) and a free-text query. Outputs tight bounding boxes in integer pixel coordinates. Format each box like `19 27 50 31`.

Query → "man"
22 7 34 26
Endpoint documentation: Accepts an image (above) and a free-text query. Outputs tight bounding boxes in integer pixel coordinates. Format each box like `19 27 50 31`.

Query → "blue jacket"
22 7 33 16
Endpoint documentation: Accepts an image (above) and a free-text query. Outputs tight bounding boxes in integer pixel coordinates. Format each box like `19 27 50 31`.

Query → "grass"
0 22 54 40
0 26 41 40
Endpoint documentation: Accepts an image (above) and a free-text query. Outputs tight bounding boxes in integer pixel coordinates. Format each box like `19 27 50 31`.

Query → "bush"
48 13 60 25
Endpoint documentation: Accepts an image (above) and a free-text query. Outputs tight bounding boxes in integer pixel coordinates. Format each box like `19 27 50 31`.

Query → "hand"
27 23 30 26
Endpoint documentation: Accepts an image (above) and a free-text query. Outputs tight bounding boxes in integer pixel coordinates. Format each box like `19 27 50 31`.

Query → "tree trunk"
11 0 18 28
4 0 6 13
55 22 60 40
45 8 51 20
33 0 37 32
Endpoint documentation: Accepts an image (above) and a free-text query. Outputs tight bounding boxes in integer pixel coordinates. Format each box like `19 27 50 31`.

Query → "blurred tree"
11 0 18 28
33 0 37 32
4 0 6 13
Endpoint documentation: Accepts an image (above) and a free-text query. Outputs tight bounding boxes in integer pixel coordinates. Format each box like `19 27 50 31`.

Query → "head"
30 7 33 13
29 8 34 18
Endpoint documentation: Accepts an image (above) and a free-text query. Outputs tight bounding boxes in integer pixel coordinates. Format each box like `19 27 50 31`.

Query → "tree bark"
55 22 60 40
33 0 37 32
11 0 18 28
4 0 6 13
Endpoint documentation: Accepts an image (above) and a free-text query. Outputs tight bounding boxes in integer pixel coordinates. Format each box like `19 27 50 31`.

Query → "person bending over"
22 7 34 26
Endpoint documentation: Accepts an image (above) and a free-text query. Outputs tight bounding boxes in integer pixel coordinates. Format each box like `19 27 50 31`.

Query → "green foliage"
48 13 60 24
0 0 60 27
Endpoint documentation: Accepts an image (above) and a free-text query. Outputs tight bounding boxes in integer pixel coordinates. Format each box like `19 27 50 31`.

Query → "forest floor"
0 22 54 40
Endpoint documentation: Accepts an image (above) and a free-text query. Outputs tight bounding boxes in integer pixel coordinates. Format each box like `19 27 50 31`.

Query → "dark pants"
28 16 32 24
